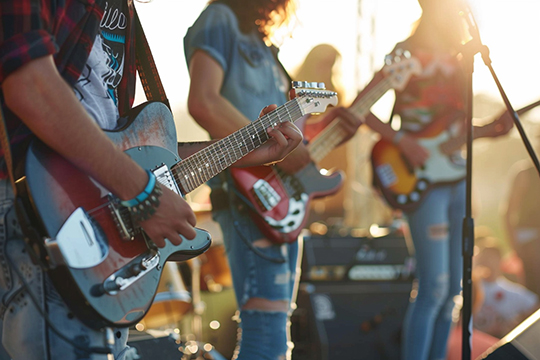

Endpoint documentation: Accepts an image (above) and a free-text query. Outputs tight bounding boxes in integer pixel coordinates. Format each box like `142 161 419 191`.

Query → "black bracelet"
126 181 163 224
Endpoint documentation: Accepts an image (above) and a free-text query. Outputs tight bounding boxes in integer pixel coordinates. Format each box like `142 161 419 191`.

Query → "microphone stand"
459 5 540 360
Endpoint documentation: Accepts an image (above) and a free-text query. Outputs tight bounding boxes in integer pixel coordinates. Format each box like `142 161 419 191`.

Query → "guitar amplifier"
292 231 415 360
300 231 415 283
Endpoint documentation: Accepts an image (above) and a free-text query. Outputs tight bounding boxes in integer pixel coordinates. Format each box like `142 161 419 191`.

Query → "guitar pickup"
252 179 281 211
153 164 181 194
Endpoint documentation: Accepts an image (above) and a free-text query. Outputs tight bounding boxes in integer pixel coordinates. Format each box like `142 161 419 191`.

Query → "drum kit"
129 210 236 360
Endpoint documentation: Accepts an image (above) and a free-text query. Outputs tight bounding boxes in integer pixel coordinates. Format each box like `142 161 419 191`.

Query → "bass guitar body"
230 163 343 243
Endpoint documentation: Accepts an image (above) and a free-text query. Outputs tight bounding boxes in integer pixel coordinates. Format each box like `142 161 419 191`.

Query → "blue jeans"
0 179 129 360
212 185 301 360
402 181 465 360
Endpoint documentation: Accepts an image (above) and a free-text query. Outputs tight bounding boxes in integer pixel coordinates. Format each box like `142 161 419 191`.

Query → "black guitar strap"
132 6 171 110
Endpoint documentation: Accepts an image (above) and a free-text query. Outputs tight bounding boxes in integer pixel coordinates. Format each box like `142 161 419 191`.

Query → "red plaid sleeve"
0 1 58 83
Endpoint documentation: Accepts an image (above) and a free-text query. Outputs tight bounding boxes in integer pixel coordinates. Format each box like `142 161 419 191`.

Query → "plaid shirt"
0 0 137 178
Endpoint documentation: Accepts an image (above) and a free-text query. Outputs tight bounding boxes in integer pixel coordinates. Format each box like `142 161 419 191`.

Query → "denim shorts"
0 179 129 360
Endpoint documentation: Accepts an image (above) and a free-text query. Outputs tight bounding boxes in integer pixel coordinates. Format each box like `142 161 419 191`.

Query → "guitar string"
307 78 391 162
177 103 301 193
175 100 304 193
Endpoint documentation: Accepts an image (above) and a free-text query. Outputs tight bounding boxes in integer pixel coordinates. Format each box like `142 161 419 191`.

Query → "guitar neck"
171 99 304 194
308 77 392 163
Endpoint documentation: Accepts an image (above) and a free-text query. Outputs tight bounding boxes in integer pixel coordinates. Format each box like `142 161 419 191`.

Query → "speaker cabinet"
480 309 540 359
291 281 411 360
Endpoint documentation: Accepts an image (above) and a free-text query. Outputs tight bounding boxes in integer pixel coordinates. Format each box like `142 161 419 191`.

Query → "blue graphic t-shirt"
74 0 127 130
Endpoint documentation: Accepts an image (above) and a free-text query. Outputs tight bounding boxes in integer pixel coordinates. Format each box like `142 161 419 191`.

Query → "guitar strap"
0 107 16 194
132 6 171 110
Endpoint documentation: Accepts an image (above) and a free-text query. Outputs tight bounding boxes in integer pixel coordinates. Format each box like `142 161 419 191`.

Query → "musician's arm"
3 56 197 246
359 70 430 168
187 50 305 171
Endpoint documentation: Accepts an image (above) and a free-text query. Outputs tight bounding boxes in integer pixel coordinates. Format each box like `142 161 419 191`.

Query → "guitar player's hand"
397 134 430 168
276 142 311 174
139 186 197 248
236 104 304 167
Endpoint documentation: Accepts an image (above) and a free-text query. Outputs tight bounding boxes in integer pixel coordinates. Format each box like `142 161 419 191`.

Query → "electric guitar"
231 55 422 243
371 99 540 212
15 84 337 329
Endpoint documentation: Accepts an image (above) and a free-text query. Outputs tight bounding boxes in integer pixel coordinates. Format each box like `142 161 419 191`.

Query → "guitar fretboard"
172 99 303 194
308 77 392 162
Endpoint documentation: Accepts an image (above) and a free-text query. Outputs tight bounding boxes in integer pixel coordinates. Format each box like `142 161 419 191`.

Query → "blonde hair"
293 44 346 106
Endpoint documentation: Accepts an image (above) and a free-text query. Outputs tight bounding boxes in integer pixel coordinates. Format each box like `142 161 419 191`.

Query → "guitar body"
230 163 343 243
371 131 466 212
15 102 211 329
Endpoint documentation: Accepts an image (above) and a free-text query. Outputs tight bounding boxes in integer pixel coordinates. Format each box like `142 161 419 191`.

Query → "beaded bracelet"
121 170 163 223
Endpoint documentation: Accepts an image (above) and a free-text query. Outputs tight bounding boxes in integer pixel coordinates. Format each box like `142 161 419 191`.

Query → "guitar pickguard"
264 193 309 233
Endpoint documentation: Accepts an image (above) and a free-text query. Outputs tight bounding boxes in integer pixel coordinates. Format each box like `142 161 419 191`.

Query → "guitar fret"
192 153 206 187
307 78 392 164
246 122 258 151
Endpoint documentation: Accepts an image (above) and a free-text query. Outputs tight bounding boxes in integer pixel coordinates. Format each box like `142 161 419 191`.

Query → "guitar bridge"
108 195 139 241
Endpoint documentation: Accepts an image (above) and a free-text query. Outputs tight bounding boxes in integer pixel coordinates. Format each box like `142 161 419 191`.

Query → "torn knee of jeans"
242 298 290 313
252 238 274 248
427 223 449 241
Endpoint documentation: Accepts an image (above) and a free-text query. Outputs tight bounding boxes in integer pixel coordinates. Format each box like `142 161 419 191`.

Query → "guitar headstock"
291 81 338 115
382 49 422 92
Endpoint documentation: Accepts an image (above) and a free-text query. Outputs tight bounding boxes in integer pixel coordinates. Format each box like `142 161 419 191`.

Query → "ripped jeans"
401 181 465 360
0 179 129 360
212 186 301 360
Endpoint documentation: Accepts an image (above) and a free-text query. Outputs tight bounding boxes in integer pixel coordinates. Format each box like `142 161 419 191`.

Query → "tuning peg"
385 54 393 65
292 81 303 88
317 82 326 89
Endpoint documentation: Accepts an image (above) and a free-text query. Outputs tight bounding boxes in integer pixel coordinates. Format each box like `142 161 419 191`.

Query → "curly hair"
210 0 296 39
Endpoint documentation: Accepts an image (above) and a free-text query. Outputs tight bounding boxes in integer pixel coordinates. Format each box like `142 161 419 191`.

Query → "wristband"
392 130 405 145
121 170 156 207
120 170 163 223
